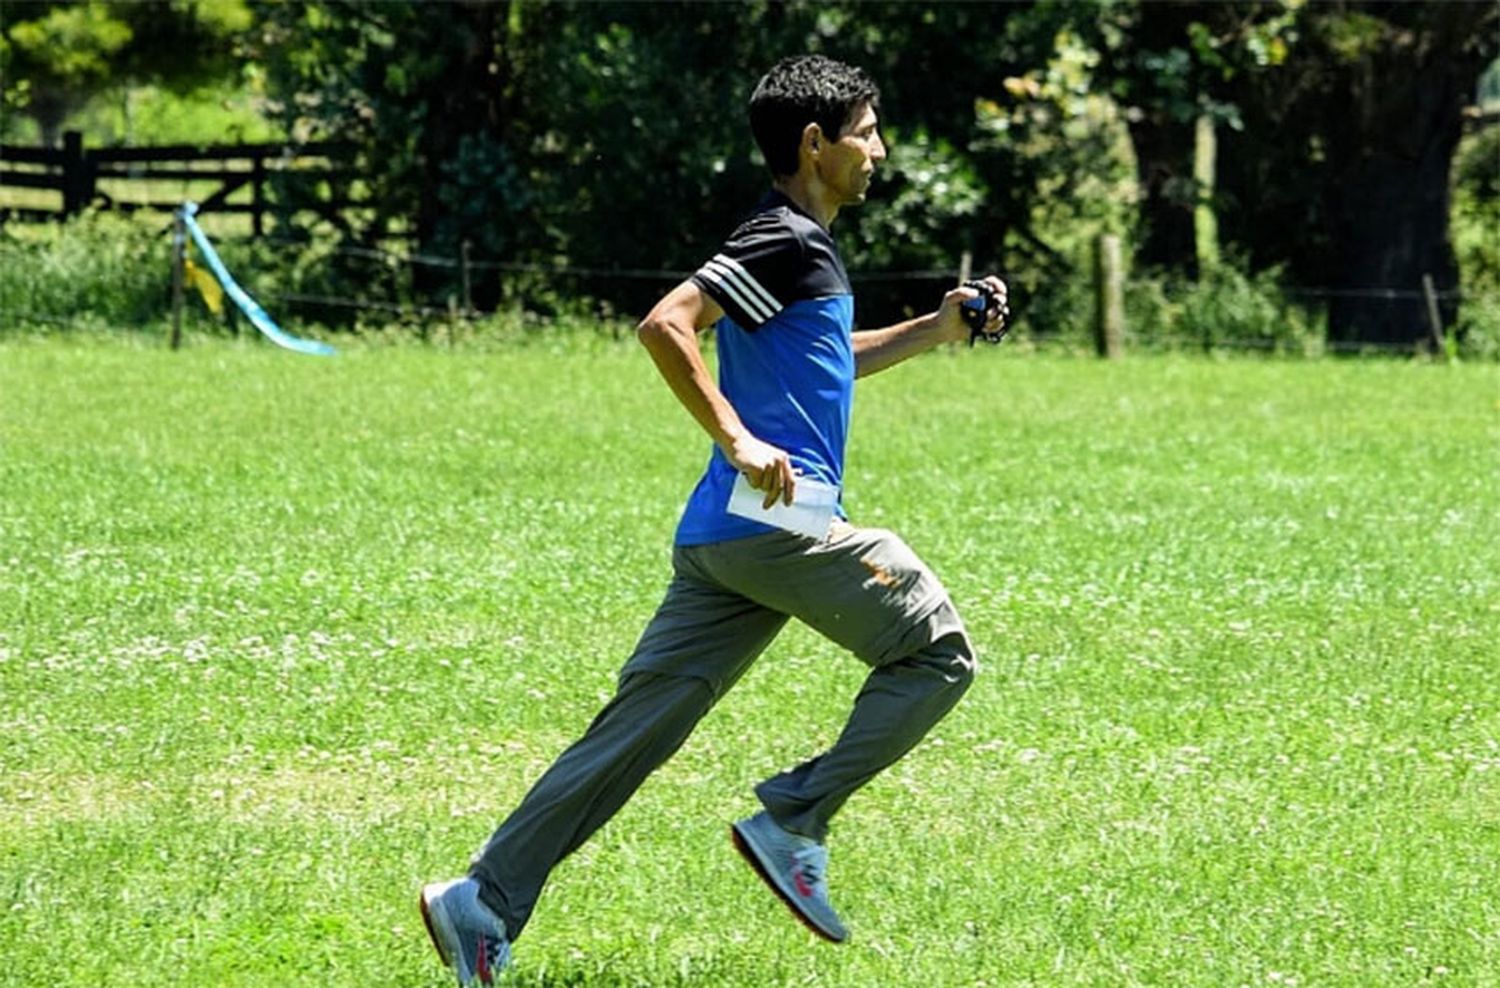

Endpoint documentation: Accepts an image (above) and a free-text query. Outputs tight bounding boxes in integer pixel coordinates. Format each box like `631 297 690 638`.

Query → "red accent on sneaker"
476 933 490 984
792 866 814 898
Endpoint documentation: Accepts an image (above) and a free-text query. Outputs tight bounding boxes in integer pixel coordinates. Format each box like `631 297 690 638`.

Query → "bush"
0 211 644 344
1015 265 1095 347
1126 259 1323 355
1451 125 1500 360
1454 301 1500 361
1017 247 1324 355
0 211 172 332
1175 262 1322 353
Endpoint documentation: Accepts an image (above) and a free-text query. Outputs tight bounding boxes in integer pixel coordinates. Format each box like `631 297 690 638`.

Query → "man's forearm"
852 312 953 378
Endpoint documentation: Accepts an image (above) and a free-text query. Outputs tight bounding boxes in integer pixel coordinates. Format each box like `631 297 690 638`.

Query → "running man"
420 54 1009 985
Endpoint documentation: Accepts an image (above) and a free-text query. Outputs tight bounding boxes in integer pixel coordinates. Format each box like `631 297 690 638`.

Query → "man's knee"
917 631 976 695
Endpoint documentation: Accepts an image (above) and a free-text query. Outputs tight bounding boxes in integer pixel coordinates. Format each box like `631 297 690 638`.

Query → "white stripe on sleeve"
697 263 774 324
710 255 783 316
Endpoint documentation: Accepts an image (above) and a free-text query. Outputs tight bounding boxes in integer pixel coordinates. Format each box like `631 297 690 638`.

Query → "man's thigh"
682 522 969 667
619 568 789 698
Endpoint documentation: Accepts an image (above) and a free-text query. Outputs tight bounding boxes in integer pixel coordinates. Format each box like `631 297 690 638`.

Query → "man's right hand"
726 434 797 508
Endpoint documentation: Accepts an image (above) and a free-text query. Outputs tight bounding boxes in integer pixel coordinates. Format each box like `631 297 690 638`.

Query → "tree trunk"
1326 108 1462 348
1322 5 1495 347
1128 114 1199 275
413 1 506 310
29 92 71 149
1120 0 1205 276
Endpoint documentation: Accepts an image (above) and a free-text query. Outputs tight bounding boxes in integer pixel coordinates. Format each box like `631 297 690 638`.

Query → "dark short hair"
749 55 881 177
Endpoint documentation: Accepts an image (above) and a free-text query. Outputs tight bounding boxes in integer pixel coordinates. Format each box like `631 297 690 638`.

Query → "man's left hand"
935 275 1009 345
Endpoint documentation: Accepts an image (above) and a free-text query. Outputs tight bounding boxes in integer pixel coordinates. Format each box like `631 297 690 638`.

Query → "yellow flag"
184 257 224 316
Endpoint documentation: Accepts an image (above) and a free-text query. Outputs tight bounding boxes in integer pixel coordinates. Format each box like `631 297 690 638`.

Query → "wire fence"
249 233 1487 304
237 235 1492 360
5 219 1495 356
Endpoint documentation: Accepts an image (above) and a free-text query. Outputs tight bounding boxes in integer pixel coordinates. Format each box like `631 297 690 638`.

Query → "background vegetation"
2 1 1497 353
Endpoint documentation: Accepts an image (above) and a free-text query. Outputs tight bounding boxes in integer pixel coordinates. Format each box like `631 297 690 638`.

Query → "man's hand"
726 434 797 508
935 275 1009 345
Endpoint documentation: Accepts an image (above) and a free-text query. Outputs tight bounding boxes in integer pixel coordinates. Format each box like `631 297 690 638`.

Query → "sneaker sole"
730 823 848 944
419 883 481 985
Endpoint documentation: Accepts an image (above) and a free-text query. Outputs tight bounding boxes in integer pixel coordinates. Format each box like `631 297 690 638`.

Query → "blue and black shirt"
675 190 856 546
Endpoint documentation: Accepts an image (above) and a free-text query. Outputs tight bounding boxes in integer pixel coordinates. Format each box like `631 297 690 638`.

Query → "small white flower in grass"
1017 748 1041 764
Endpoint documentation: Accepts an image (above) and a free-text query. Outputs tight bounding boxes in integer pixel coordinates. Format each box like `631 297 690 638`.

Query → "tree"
1094 0 1498 346
1 0 251 145
253 0 1095 323
248 0 1495 346
1220 2 1499 347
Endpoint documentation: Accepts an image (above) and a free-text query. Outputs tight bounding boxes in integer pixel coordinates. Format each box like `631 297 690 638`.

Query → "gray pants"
468 522 976 940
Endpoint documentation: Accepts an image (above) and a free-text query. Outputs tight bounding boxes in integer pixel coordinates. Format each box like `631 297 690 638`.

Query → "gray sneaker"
419 878 511 986
731 810 849 943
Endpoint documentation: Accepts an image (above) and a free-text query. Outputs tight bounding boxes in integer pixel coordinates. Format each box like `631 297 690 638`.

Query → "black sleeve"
690 214 803 331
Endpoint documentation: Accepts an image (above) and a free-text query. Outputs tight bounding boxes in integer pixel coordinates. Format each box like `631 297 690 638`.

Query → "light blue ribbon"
177 202 336 356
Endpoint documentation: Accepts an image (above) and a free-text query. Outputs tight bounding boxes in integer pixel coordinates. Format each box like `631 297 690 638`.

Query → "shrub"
1174 261 1322 354
0 211 172 332
1125 259 1322 355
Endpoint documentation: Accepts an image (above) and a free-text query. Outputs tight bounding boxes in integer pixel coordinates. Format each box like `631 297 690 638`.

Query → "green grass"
2 338 1498 987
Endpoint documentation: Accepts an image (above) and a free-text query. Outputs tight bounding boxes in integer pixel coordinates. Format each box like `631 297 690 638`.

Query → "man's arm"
853 275 1008 378
637 280 798 507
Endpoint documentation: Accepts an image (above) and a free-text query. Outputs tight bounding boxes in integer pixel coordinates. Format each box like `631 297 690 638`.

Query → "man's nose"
871 134 887 162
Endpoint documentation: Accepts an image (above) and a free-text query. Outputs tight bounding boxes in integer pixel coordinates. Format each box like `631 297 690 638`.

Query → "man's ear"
801 122 824 156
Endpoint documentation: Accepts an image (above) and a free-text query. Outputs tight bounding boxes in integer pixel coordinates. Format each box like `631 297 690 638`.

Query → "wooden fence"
0 130 349 234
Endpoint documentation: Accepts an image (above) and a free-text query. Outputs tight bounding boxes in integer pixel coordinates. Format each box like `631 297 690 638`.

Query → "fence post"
1421 273 1449 361
1094 233 1125 359
170 211 186 350
61 131 93 217
460 239 473 316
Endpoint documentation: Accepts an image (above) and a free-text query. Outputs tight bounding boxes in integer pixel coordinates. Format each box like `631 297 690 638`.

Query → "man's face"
820 102 886 206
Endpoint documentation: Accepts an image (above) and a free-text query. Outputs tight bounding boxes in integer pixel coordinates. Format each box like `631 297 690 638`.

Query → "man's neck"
772 175 837 229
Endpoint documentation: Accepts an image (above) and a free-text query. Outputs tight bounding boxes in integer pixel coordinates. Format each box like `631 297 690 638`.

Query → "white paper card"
727 472 839 539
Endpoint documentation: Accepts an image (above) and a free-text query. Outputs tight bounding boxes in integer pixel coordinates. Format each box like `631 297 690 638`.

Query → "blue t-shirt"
675 191 855 546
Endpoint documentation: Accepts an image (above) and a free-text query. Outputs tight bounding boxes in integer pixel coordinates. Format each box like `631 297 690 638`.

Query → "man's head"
749 55 884 188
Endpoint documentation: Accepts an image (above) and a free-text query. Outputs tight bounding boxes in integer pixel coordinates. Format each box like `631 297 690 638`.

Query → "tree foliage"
1 0 251 145
7 0 1493 346
1089 0 1498 345
1219 2 1498 345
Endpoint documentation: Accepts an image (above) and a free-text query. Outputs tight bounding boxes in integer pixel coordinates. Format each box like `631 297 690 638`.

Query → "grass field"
2 338 1497 987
